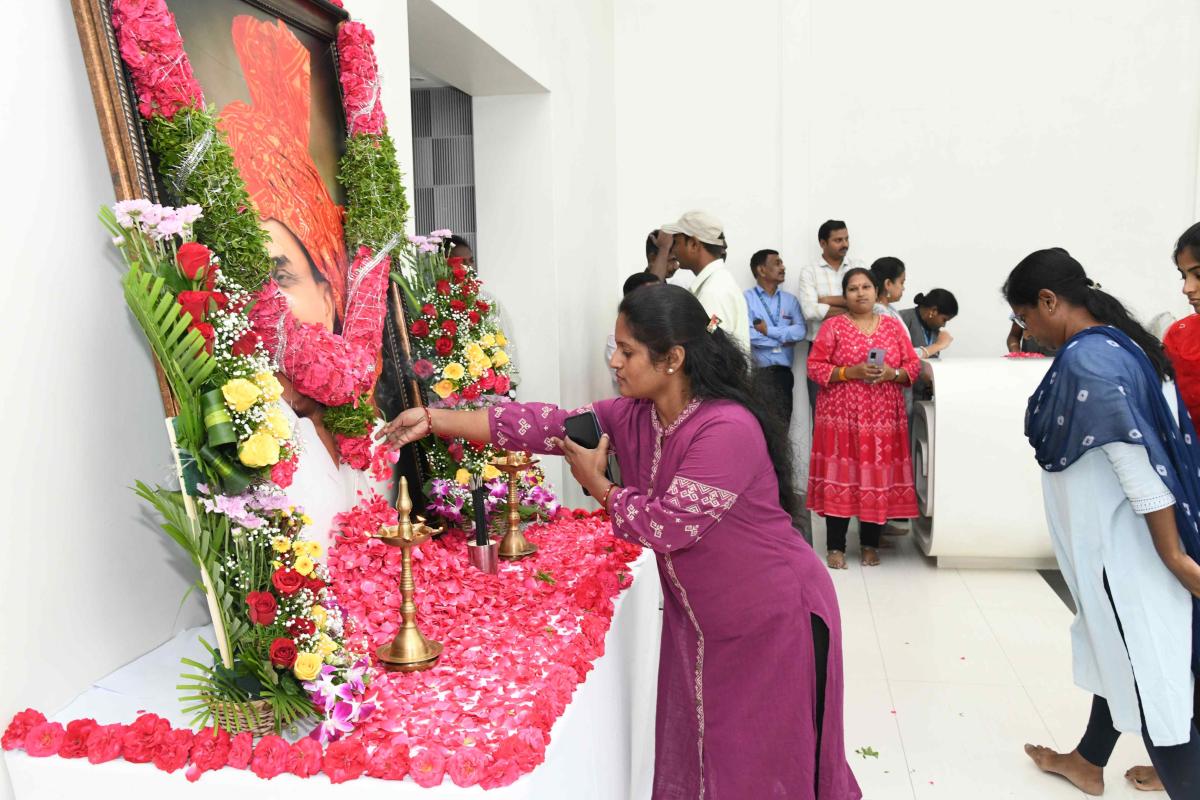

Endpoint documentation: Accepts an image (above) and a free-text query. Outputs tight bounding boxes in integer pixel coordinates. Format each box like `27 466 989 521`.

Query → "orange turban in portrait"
218 16 347 317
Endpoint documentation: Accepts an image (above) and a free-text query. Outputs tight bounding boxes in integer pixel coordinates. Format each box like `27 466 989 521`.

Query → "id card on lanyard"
756 289 783 353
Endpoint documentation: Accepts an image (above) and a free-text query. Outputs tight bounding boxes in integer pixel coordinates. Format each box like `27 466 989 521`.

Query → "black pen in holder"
467 474 498 573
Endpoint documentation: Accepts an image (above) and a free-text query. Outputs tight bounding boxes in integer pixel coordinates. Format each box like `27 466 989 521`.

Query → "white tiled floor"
822 522 1155 799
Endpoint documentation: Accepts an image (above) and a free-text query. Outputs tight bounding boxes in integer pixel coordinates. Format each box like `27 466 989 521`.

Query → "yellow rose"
496 331 508 347
294 555 315 576
432 379 455 399
255 372 284 402
311 605 328 629
264 406 291 440
238 429 280 467
442 362 466 381
455 468 471 485
318 635 339 657
271 536 291 553
292 652 322 681
491 349 510 368
479 333 496 348
464 343 486 362
483 464 501 480
221 378 261 412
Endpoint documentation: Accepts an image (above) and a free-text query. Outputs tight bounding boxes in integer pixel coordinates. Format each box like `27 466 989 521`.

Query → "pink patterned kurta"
807 315 920 523
491 398 861 800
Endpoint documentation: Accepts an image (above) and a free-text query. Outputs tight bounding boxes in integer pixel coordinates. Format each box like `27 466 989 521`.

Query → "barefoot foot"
861 546 881 567
827 550 847 570
1125 765 1165 791
1024 744 1104 796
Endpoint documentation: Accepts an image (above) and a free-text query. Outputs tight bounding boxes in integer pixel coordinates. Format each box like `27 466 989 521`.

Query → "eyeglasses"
1009 312 1027 330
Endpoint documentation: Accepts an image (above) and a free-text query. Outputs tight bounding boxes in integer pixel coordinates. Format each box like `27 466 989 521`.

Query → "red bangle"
600 483 618 511
423 406 435 437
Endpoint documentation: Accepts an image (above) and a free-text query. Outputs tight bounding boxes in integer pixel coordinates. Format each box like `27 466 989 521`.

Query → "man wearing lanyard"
745 249 807 427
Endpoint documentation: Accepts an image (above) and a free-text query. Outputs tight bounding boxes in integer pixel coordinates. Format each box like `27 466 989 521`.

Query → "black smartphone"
563 411 621 494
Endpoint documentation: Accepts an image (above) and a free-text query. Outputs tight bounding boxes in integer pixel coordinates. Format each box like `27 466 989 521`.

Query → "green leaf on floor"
855 746 880 759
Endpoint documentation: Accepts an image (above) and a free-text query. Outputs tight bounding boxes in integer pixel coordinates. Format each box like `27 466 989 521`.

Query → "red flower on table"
409 747 446 788
287 737 324 777
435 337 454 356
410 319 430 338
185 727 230 782
269 637 298 668
227 732 253 769
323 739 369 784
250 734 290 779
436 280 452 296
176 241 212 280
447 747 488 787
441 319 458 335
57 718 97 759
2 708 46 750
290 617 316 637
152 728 193 773
122 713 170 764
23 722 65 757
245 590 278 625
366 742 410 780
85 724 125 764
272 567 304 595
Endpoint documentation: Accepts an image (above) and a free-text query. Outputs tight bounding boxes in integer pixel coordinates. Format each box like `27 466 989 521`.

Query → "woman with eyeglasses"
1005 248 1200 798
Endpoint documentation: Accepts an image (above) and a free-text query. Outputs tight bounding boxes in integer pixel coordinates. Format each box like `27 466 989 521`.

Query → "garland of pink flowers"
3 508 640 787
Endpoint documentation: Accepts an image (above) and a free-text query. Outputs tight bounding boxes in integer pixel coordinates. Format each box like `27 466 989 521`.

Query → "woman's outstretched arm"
377 406 491 449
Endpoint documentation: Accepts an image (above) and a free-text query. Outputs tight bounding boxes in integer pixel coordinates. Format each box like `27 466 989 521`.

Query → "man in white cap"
660 210 750 354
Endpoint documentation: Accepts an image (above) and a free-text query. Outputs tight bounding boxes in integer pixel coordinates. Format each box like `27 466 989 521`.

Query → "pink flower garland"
110 0 204 119
337 21 386 136
3 509 640 787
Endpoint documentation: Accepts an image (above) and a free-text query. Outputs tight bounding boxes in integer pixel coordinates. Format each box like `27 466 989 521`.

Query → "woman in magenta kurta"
381 285 860 799
808 268 920 569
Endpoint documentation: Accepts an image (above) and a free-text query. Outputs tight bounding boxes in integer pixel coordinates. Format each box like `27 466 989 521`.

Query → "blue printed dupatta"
1026 325 1200 670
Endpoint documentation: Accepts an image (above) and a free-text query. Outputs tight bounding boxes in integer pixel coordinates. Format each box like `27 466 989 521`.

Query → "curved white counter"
911 357 1058 568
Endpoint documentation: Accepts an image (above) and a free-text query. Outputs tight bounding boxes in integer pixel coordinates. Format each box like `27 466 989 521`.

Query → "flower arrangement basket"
205 696 275 737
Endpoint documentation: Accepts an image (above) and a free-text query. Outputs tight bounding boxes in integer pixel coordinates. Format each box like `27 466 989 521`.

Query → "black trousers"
825 516 882 552
752 365 795 428
812 612 829 795
1075 575 1200 798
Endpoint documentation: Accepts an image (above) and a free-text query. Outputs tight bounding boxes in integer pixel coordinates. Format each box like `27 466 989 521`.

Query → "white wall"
615 0 1200 357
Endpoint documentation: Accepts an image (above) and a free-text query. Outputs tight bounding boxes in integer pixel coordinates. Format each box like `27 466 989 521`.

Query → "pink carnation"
85 724 126 764
57 718 98 759
409 747 446 788
447 747 489 787
366 742 410 780
250 734 290 779
287 737 324 777
185 727 230 782
323 738 368 784
3 709 46 750
227 731 253 769
152 728 193 773
24 722 65 757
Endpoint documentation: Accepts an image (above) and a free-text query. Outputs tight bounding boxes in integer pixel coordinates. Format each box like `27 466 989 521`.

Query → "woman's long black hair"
1002 247 1173 381
618 284 800 519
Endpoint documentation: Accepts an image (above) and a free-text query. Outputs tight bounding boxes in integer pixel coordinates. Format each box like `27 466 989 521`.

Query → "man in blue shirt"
744 249 807 427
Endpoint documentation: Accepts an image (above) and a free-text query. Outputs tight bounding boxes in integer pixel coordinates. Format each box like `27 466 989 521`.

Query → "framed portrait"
72 0 428 505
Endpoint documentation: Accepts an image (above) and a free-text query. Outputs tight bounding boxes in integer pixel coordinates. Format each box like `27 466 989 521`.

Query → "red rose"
24 722 65 757
475 300 491 314
251 734 290 780
269 637 298 668
152 728 193 773
287 737 324 777
272 568 304 595
232 329 260 356
447 747 488 787
495 730 546 772
441 320 458 335
494 375 511 395
447 441 464 462
436 280 452 296
305 575 325 594
323 738 369 784
122 713 169 764
421 303 436 317
435 337 454 356
57 718 97 759
185 727 230 783
227 732 253 769
447 257 464 268
85 724 125 764
3 708 46 750
410 319 430 338
468 311 481 324
190 321 215 354
461 383 481 401
366 742 410 780
449 299 467 312
176 242 212 280
290 618 316 638
245 591 277 625
451 266 469 284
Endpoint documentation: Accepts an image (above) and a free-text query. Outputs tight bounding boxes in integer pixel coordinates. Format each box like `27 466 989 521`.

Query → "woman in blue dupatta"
1005 248 1200 798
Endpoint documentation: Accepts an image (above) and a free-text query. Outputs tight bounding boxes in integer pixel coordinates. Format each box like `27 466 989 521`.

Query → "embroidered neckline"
651 397 702 439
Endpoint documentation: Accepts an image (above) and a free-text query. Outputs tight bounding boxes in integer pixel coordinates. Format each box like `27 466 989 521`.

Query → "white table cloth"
5 552 662 799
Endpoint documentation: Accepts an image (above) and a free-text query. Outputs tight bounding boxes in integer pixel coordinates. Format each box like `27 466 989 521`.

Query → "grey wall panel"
411 86 477 254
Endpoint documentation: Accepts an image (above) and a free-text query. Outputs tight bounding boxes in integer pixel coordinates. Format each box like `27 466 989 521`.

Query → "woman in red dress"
1167 222 1200 427
807 268 921 569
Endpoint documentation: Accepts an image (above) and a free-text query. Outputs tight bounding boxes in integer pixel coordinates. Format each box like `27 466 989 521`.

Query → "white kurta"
1041 387 1195 745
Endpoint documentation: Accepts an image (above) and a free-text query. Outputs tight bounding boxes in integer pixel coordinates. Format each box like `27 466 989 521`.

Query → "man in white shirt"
660 210 750 353
795 219 863 416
